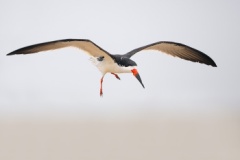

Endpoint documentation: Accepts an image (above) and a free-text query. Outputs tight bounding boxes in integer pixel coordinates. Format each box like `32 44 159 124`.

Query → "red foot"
111 73 120 80
100 89 103 97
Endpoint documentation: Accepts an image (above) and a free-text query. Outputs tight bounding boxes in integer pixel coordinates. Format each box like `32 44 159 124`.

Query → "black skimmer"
7 39 217 96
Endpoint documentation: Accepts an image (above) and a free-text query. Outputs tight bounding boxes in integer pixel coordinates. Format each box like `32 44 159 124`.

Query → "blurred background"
0 0 240 159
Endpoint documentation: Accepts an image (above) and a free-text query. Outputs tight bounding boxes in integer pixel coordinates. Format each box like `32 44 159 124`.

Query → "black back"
112 55 137 67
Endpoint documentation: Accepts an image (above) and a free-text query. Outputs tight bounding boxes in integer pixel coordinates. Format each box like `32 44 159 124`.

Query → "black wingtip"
6 50 21 56
210 61 217 67
6 53 15 56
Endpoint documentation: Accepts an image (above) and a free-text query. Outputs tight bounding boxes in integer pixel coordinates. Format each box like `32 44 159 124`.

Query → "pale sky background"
1 1 240 159
0 0 240 116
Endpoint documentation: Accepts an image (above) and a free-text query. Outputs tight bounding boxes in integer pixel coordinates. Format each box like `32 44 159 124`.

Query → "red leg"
111 73 120 80
100 77 103 97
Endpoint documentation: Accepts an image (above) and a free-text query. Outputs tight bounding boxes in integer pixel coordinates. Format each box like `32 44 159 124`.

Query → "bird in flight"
7 39 217 96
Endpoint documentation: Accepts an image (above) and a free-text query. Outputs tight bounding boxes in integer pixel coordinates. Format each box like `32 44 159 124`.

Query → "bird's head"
131 68 145 88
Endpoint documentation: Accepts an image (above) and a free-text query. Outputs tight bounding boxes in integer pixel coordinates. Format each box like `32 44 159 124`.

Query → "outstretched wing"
7 39 114 63
124 41 217 67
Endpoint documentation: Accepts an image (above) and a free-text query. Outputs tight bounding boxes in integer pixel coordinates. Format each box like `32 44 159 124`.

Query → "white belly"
89 57 134 75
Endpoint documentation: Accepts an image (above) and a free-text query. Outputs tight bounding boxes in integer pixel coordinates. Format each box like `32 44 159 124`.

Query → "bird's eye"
97 56 104 61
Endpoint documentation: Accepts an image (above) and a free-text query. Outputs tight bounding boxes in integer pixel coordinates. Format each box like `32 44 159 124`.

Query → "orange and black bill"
131 69 145 88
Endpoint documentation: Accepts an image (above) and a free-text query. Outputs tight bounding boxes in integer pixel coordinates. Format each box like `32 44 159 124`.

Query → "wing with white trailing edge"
7 39 115 63
124 41 217 67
